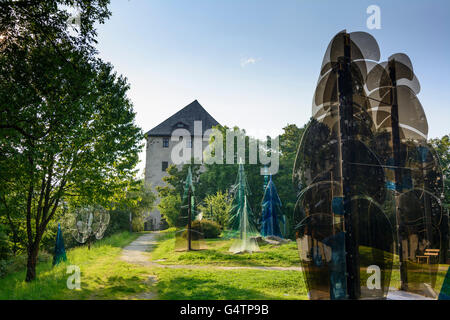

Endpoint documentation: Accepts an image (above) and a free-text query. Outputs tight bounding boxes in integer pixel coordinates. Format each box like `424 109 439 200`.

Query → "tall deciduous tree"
0 0 143 281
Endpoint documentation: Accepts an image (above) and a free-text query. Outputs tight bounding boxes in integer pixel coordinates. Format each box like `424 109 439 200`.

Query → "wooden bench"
416 249 440 264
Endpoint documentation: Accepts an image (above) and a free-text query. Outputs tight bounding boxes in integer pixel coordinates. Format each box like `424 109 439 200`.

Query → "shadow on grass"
153 268 307 300
157 275 285 300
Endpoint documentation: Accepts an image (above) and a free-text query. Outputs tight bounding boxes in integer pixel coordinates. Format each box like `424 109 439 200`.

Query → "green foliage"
157 165 201 229
274 124 306 239
197 126 264 216
156 164 201 198
0 225 9 261
198 191 231 228
193 219 221 239
158 194 182 228
0 251 52 279
115 179 156 232
0 0 143 280
430 134 450 210
104 210 130 237
179 220 221 240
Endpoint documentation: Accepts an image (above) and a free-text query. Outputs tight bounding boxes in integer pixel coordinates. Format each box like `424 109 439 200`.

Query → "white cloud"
240 57 260 68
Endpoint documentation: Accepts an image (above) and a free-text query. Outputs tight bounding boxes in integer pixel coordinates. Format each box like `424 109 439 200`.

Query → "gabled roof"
145 100 220 137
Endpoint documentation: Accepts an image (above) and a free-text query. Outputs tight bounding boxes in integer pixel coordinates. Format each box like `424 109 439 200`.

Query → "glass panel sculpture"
70 205 110 249
293 30 449 300
228 162 260 253
261 176 283 238
175 166 205 251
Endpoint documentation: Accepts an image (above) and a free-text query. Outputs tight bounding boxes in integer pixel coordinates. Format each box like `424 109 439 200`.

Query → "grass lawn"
150 267 307 299
151 230 301 267
5 229 445 300
0 232 150 300
0 230 309 300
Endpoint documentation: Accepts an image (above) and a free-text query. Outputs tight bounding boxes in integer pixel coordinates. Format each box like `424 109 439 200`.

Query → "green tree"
158 194 182 228
430 134 450 210
274 124 305 238
125 180 156 232
198 191 231 229
156 164 201 228
197 125 264 216
0 1 142 281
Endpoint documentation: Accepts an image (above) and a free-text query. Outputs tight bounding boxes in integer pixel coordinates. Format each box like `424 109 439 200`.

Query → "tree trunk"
25 244 39 282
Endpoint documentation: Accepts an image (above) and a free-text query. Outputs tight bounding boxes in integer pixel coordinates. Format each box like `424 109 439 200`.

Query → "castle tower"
144 100 220 230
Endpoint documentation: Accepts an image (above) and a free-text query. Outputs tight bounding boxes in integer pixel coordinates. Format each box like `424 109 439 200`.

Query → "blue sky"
95 0 450 173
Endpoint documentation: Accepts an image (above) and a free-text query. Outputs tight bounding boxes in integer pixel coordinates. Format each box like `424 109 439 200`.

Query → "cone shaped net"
294 30 448 300
175 167 206 251
228 163 260 253
53 223 67 266
261 176 284 238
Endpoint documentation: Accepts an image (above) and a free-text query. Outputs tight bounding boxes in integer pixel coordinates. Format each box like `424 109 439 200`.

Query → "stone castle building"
144 100 220 230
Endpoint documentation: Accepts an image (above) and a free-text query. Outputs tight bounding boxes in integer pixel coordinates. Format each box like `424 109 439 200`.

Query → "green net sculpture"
175 166 205 251
52 223 67 266
228 162 260 253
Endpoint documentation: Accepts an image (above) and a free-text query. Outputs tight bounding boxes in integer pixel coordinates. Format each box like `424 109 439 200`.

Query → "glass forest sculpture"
293 30 449 300
261 176 284 238
70 205 110 250
228 162 260 253
175 166 205 251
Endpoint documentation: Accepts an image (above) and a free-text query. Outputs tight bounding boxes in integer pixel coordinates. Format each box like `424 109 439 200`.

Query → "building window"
162 161 168 172
186 139 192 148
162 138 169 148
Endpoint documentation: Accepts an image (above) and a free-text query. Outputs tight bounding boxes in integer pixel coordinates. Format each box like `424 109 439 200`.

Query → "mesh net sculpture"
293 30 448 300
261 176 283 238
70 205 110 250
175 167 205 251
52 223 67 266
228 162 260 253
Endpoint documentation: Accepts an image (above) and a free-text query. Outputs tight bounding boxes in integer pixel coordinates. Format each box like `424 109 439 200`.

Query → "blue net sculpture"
52 223 67 266
293 30 449 300
261 176 283 238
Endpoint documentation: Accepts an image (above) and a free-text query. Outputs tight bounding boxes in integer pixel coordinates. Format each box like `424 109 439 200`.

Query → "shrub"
182 219 221 239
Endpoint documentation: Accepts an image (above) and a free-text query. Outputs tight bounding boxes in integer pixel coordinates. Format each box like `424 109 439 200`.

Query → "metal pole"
187 188 192 251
